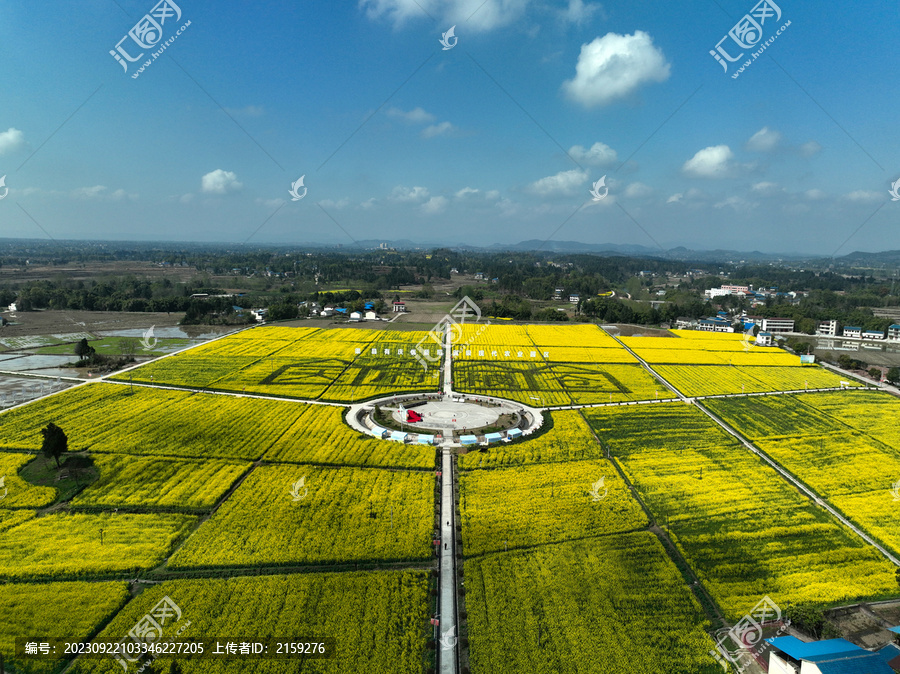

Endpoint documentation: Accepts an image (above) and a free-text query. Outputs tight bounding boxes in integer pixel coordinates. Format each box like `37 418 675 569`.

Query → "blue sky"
1 0 899 254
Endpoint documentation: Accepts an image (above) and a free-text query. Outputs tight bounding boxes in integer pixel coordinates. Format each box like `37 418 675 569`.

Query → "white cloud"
562 31 670 107
0 128 26 155
422 121 455 138
527 168 589 196
751 181 781 196
390 185 430 202
70 185 136 201
624 182 652 198
714 195 755 211
360 0 529 32
201 169 242 194
386 106 435 124
666 193 683 204
804 188 826 201
455 187 480 198
844 189 881 203
799 140 822 157
560 0 603 25
682 145 734 178
318 198 350 209
180 193 195 204
360 197 378 209
745 126 781 152
568 141 617 166
421 196 448 214
485 189 500 200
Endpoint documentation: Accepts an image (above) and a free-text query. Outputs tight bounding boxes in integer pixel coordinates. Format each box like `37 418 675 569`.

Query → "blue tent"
390 431 407 443
416 434 435 445
459 435 478 445
370 426 389 439
484 432 503 443
507 428 523 439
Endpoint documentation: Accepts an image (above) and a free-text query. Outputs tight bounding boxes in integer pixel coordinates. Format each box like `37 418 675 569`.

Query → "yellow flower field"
2 581 130 674
72 454 250 512
583 402 899 620
459 459 647 555
459 410 603 469
464 534 721 674
262 404 434 468
706 393 900 558
527 323 621 347
453 360 663 406
76 571 430 674
168 464 433 569
655 364 855 396
0 512 194 579
0 452 56 508
631 346 800 367
112 326 442 401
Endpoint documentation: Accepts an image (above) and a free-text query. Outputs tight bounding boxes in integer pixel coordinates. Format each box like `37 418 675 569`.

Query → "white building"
888 324 900 340
842 326 862 338
816 319 838 336
349 311 362 322
392 301 406 313
863 329 885 340
756 331 774 346
569 294 580 304
365 310 378 321
675 317 696 329
762 317 794 334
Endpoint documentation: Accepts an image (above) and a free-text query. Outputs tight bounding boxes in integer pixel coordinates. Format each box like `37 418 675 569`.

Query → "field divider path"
604 328 900 569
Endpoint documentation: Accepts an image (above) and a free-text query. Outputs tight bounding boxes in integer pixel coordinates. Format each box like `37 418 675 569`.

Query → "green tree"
868 367 881 380
74 338 95 360
40 422 68 468
887 367 900 385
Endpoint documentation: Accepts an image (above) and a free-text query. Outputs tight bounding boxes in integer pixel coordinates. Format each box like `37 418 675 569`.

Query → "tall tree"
40 423 68 468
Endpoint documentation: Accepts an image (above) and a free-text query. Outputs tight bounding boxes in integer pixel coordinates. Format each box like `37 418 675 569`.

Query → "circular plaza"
347 392 543 448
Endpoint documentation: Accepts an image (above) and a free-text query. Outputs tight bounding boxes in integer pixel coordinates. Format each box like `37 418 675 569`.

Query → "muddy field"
1 310 185 339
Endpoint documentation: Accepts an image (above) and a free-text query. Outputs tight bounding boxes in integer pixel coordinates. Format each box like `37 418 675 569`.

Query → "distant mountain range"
356 238 900 265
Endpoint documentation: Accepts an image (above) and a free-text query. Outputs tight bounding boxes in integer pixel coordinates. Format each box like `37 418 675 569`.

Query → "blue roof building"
767 635 896 674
